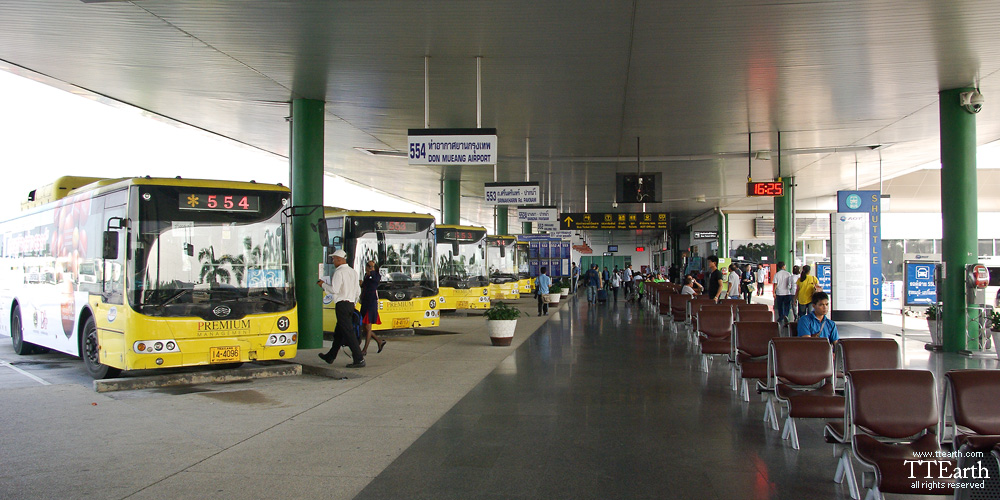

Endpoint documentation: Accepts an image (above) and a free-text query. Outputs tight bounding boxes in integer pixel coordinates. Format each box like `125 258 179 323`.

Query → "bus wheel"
11 304 40 355
82 316 121 379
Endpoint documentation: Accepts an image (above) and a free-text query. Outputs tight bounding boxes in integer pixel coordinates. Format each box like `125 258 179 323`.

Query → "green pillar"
291 99 325 350
774 177 794 267
522 222 532 234
716 212 727 258
496 206 509 235
939 88 979 352
442 179 460 225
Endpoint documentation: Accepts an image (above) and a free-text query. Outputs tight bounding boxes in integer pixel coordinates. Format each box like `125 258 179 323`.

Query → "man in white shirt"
622 265 633 300
755 264 768 296
317 249 365 367
772 261 794 325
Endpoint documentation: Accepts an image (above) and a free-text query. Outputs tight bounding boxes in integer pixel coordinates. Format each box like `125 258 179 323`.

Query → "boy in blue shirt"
536 266 551 316
796 291 839 344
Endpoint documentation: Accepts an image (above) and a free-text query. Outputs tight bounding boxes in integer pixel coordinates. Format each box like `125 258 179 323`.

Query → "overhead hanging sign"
693 231 718 239
517 206 558 222
407 128 497 165
536 221 559 232
484 182 539 205
560 212 670 230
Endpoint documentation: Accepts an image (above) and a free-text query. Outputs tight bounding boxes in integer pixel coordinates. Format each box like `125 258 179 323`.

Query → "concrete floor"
1 293 996 499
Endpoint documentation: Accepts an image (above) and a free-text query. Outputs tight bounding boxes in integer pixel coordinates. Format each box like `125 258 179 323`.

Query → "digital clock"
746 181 785 197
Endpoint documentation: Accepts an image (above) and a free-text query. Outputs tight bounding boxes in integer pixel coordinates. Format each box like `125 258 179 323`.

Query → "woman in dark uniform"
360 260 386 354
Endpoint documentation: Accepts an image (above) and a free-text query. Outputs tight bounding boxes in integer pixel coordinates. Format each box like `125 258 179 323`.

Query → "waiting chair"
696 308 734 373
733 321 781 401
847 369 953 500
737 309 773 322
941 370 1000 500
770 337 843 449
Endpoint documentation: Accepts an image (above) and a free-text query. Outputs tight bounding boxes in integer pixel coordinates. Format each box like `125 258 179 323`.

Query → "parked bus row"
0 177 538 378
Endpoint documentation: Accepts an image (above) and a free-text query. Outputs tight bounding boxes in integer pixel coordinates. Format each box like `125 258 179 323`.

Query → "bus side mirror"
103 231 119 260
452 242 459 256
317 218 329 247
500 245 506 258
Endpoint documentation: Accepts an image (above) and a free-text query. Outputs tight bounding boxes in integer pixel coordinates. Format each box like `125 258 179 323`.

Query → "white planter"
546 293 561 306
992 329 1000 361
487 319 517 346
559 289 570 297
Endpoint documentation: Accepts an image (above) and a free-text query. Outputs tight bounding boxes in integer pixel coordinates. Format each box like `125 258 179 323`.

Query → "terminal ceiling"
3 0 1000 232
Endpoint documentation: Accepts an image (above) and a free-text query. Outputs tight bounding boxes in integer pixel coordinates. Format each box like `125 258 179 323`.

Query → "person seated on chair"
795 291 839 344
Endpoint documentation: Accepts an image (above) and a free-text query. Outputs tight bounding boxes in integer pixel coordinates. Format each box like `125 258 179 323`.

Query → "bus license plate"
456 301 469 309
210 346 240 363
392 318 410 328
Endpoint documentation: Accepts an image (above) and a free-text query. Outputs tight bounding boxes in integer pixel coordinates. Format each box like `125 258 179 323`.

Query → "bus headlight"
133 340 181 354
266 333 298 346
429 299 436 309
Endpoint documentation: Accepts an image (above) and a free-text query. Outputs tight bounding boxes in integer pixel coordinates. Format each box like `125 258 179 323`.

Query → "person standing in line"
706 255 724 302
727 264 741 299
536 266 551 316
359 260 386 355
571 262 579 293
609 269 621 302
755 263 767 296
622 264 633 300
795 264 818 319
772 261 794 325
602 267 611 290
790 265 802 319
585 264 601 304
317 249 365 368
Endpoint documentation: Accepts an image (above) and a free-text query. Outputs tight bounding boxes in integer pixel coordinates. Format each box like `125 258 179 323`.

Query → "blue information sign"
904 262 937 306
816 262 831 295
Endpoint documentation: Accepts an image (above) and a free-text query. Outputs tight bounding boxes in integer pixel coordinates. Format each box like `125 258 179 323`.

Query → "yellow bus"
516 240 534 295
435 225 490 311
320 209 439 331
486 236 520 300
0 176 298 379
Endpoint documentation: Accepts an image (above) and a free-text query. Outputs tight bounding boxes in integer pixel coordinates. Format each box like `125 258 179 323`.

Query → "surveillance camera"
959 91 984 114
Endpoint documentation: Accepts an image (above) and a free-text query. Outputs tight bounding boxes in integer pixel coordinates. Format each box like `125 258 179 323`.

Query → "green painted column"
291 99 325 350
442 179 460 225
716 212 727 258
496 206 509 235
773 177 794 267
522 222 532 234
939 88 979 352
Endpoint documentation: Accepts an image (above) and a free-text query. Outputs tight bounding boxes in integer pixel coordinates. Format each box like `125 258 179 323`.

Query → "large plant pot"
559 289 570 297
991 329 1000 361
927 318 942 346
487 319 517 346
546 293 561 306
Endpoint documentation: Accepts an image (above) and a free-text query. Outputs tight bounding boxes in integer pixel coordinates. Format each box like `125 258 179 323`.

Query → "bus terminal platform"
1 293 996 500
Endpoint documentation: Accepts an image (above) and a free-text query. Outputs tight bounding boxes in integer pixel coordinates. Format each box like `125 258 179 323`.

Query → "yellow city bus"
320 209 439 331
516 240 534 295
486 235 520 300
0 176 298 379
435 225 490 311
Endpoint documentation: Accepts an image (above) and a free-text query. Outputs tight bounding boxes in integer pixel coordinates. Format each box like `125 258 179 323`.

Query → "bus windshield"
516 244 529 278
437 238 488 288
131 186 293 316
353 221 437 296
487 242 518 283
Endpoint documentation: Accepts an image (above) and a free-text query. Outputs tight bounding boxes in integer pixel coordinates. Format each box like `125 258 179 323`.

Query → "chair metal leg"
731 366 738 391
844 452 860 500
863 485 881 500
740 379 749 402
781 416 799 449
700 355 709 372
763 397 779 430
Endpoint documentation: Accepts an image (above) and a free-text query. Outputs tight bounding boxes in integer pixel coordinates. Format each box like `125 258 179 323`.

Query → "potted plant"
484 302 521 346
925 304 940 344
547 284 563 305
558 279 570 297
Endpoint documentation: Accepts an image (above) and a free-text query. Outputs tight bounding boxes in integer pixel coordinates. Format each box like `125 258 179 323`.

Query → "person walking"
755 264 767 296
707 255 724 302
622 265 633 301
602 267 611 290
571 262 579 293
536 266 551 316
359 260 386 355
740 264 754 304
317 249 365 368
609 270 621 302
795 264 819 319
727 264 741 299
585 264 601 304
772 261 794 325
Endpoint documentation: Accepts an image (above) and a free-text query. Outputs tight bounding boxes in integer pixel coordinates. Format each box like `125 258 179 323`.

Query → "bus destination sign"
180 193 260 212
376 221 418 233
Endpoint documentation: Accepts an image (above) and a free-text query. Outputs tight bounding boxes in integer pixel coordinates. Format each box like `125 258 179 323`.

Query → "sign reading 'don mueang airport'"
484 182 540 205
407 128 497 165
